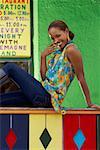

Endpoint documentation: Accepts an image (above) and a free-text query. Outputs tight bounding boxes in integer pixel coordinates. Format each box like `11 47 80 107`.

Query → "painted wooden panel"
46 114 62 150
63 114 96 150
12 114 29 149
29 114 62 150
97 115 100 150
0 114 10 149
29 114 45 150
80 115 96 150
63 114 79 149
0 114 29 150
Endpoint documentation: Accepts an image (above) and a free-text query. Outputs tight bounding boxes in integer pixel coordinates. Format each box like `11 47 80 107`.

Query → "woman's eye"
51 37 54 41
56 34 61 38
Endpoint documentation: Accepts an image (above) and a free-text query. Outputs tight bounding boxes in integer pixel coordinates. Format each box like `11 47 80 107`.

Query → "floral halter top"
42 41 75 113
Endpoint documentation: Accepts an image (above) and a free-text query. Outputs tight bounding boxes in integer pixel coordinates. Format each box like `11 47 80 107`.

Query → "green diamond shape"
40 128 52 149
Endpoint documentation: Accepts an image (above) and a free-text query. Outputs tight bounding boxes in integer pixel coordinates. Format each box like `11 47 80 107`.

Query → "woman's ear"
65 29 70 41
65 28 69 33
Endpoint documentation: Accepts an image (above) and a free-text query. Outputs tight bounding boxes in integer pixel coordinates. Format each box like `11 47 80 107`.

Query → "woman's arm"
40 44 55 80
66 44 100 108
40 53 47 81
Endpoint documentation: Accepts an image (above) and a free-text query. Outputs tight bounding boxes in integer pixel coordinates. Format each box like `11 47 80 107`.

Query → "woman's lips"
57 42 62 46
56 42 62 48
52 42 63 50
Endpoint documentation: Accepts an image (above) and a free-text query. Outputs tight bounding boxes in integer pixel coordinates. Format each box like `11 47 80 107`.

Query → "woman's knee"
3 62 17 73
6 62 16 68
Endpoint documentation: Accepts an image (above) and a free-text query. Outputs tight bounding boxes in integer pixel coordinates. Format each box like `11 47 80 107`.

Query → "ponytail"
69 31 74 40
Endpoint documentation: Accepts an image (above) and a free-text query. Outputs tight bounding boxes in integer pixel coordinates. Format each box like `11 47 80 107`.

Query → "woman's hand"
40 43 57 80
41 43 59 57
88 104 100 109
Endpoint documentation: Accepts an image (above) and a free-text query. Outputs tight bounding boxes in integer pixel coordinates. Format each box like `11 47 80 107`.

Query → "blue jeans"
0 63 52 108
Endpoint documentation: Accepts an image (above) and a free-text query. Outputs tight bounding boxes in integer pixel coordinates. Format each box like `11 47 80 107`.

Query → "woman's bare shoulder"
65 43 82 57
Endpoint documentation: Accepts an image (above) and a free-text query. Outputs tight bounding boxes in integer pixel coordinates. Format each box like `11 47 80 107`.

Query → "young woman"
0 20 100 113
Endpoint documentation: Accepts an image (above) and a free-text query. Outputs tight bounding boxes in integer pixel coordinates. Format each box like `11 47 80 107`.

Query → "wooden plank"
63 114 79 149
0 107 100 114
12 115 29 149
29 114 45 150
46 114 63 150
97 115 100 150
0 115 10 149
0 114 29 149
0 107 55 114
63 114 96 150
79 115 96 150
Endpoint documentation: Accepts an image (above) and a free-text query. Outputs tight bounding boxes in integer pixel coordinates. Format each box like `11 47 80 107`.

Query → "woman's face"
48 27 69 49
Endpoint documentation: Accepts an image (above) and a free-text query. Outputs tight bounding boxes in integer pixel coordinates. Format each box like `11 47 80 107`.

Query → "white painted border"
33 0 39 80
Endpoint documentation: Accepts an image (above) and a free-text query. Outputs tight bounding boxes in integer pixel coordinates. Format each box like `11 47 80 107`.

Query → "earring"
67 33 70 42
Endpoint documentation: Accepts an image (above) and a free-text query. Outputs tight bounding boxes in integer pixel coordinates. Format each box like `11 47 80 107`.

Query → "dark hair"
48 20 74 40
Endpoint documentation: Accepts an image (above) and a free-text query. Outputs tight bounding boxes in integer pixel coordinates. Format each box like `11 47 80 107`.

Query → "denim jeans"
0 63 52 108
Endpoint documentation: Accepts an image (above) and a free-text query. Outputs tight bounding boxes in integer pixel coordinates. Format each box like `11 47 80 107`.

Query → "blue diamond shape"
73 129 86 150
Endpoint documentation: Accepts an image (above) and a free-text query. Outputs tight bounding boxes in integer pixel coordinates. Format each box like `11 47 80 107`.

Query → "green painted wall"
38 0 100 108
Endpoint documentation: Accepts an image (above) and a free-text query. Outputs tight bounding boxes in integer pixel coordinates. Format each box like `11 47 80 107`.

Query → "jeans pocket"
32 95 52 108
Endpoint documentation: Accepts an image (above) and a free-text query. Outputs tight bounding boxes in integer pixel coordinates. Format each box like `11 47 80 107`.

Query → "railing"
0 107 100 114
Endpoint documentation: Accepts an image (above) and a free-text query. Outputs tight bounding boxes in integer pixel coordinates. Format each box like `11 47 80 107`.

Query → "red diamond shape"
5 128 17 150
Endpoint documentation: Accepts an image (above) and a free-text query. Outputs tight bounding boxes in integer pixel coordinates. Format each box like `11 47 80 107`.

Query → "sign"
0 0 31 58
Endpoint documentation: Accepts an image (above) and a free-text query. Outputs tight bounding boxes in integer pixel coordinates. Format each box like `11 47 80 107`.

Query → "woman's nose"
54 39 59 44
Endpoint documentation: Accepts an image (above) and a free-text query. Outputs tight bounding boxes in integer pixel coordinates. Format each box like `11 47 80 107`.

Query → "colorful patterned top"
42 41 75 113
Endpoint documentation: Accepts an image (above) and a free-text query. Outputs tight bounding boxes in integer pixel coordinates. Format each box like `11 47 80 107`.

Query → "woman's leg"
0 63 52 107
0 90 32 107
